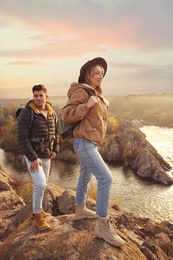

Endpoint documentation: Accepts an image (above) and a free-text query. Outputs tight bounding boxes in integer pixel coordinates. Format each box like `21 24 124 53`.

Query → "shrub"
57 149 78 163
10 174 33 204
87 183 97 200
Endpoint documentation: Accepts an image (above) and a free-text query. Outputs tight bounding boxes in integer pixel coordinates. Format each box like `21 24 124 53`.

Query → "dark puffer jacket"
17 100 59 162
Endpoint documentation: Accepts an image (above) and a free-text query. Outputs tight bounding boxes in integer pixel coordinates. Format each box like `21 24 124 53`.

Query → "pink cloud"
7 60 44 66
0 0 173 54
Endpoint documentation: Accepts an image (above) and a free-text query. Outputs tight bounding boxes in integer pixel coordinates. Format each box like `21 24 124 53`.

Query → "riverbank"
1 125 173 224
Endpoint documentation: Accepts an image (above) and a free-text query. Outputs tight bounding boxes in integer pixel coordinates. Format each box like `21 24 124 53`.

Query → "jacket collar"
27 100 54 115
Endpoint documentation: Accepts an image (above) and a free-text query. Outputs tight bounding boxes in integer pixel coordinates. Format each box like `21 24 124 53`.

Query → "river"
0 125 173 223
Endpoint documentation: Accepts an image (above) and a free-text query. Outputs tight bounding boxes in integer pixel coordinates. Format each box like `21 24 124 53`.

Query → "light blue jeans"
24 156 51 214
73 138 112 218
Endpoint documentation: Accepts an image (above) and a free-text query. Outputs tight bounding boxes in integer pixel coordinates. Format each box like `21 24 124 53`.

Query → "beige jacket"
61 82 108 145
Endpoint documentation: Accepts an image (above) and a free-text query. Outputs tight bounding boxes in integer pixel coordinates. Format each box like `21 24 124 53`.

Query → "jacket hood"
67 82 96 98
67 82 109 107
27 100 54 114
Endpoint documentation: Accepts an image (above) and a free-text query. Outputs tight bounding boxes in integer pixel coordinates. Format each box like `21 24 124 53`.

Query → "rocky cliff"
102 119 173 185
0 165 173 259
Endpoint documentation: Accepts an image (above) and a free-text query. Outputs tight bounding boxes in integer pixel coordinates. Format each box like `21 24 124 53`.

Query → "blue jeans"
73 138 112 218
24 156 51 214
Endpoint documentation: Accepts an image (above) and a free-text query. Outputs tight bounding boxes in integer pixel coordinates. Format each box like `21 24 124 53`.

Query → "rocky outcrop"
0 166 173 259
103 119 173 185
0 165 29 240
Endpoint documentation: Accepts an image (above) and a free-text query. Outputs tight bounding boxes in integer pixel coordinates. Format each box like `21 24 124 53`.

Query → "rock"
0 166 28 240
104 119 173 185
155 233 171 251
0 165 173 259
58 189 76 214
0 215 147 260
58 189 96 215
132 119 144 128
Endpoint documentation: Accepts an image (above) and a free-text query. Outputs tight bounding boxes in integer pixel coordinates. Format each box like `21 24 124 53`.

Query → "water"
0 125 173 223
141 126 173 167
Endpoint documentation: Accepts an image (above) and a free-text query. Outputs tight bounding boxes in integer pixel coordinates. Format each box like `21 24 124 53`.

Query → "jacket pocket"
86 127 97 132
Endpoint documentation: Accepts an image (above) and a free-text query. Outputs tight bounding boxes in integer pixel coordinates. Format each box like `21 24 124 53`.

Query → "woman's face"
88 65 104 89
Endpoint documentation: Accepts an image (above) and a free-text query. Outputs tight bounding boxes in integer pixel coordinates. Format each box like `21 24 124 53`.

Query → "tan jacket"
61 82 108 145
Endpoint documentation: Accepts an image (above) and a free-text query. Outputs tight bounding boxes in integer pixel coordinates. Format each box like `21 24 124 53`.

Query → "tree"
0 115 19 151
107 116 118 134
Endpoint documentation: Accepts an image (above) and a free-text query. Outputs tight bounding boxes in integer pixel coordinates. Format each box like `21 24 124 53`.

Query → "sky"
0 0 173 99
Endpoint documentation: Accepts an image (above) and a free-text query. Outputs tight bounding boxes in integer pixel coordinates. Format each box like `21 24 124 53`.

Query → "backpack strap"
83 88 95 98
84 88 91 97
29 108 36 128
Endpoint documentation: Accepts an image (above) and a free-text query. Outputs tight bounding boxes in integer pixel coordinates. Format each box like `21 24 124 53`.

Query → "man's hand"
30 158 42 173
50 151 56 159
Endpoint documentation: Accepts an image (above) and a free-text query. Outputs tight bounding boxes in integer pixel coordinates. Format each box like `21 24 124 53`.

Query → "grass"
10 174 33 204
87 183 97 200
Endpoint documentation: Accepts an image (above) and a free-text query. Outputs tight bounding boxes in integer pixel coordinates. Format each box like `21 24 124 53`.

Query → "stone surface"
103 119 173 185
0 167 173 259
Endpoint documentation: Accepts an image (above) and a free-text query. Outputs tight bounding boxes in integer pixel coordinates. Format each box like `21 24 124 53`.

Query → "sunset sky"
0 0 173 99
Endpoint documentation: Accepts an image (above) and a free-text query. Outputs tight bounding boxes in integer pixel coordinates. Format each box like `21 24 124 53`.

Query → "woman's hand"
87 96 98 108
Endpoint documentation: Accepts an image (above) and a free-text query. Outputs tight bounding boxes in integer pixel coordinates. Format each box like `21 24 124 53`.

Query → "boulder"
0 168 173 259
103 119 173 185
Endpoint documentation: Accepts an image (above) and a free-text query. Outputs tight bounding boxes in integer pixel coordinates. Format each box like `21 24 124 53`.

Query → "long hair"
84 65 105 95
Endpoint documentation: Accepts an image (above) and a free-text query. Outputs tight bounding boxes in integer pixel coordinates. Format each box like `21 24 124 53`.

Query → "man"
18 84 59 231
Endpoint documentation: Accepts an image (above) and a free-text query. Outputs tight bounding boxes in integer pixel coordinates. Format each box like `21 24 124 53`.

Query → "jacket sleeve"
17 107 38 161
61 88 90 124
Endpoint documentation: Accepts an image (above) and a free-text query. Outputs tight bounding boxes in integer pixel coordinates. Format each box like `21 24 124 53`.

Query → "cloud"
1 0 173 54
0 0 173 98
7 60 44 66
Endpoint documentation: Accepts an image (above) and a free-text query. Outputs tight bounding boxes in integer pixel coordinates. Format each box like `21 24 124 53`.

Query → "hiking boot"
31 210 51 219
41 210 51 218
94 217 124 247
33 212 50 231
75 203 97 220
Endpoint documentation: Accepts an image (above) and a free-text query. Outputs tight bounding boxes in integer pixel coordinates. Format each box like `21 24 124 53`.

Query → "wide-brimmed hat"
78 57 107 83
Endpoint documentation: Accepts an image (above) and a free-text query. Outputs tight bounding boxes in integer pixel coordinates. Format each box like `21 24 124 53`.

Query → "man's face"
33 90 48 110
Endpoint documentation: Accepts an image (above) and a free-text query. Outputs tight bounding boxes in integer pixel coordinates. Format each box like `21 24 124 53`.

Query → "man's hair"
32 84 47 94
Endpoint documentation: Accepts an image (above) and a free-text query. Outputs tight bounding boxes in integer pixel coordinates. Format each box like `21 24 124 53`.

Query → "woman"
61 57 124 247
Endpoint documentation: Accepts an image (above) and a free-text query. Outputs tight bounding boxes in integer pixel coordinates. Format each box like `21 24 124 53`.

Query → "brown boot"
33 212 50 231
41 210 51 218
32 210 51 219
75 203 97 220
94 217 124 247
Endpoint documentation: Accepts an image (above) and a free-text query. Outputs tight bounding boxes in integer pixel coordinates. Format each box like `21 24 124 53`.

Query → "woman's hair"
32 84 47 94
84 65 104 95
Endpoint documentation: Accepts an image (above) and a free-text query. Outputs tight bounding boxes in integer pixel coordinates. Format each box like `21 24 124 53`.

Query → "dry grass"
10 174 33 204
87 183 97 200
110 198 123 207
87 183 123 207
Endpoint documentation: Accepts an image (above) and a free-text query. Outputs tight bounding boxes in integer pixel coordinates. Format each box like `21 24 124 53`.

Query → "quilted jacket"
17 100 59 162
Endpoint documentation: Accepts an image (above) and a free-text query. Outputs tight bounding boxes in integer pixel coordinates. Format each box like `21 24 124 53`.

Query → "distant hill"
0 96 68 108
1 92 173 129
1 93 173 112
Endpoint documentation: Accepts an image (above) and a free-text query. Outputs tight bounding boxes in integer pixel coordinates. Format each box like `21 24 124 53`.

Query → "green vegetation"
0 93 173 156
0 101 62 153
107 93 173 127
